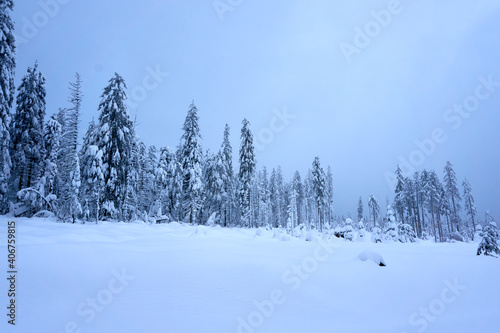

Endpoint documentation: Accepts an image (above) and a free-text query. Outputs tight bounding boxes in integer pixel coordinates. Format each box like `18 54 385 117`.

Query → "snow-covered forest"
0 2 496 246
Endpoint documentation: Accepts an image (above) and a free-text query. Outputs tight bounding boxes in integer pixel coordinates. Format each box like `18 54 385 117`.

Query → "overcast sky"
12 0 500 220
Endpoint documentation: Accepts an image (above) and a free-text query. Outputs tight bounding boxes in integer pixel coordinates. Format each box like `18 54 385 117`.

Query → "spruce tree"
41 115 61 201
357 196 363 222
477 221 500 257
463 178 477 234
393 165 405 222
0 0 15 211
325 166 334 226
96 73 133 219
155 146 179 219
80 119 103 221
443 161 462 232
58 73 83 222
10 63 46 192
292 171 303 226
258 167 270 228
368 194 380 228
180 102 203 224
220 124 234 226
426 170 444 242
238 118 255 227
312 157 326 232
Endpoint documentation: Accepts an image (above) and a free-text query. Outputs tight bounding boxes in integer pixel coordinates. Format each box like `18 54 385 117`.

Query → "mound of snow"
357 250 386 267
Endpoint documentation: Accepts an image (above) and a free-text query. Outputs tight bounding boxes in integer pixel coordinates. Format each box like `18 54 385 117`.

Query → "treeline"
0 2 490 243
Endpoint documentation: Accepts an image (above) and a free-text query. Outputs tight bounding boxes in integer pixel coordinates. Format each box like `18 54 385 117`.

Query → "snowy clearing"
1 216 499 333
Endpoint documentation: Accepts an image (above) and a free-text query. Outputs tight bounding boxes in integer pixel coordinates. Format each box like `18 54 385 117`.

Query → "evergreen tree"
238 118 255 227
287 187 298 236
325 166 334 226
220 124 234 226
343 217 354 241
122 128 141 221
10 63 46 192
258 167 270 228
357 196 364 222
276 166 286 227
463 178 477 234
384 205 398 241
426 170 444 242
41 115 61 201
311 157 326 231
393 165 405 223
79 119 103 221
180 102 203 224
96 73 133 219
140 145 157 216
292 171 304 226
58 73 82 222
0 0 15 211
443 161 462 232
477 221 500 257
368 194 380 228
202 150 225 223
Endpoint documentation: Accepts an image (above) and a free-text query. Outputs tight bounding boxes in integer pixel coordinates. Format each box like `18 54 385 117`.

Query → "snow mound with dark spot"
357 250 386 266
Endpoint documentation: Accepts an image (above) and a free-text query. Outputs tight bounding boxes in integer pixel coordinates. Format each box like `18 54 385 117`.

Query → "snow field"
0 216 499 333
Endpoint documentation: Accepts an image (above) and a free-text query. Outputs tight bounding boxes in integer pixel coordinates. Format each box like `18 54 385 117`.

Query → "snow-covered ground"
1 216 499 333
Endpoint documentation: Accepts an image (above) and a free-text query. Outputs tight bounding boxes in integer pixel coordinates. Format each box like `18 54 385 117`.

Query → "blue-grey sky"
12 0 500 220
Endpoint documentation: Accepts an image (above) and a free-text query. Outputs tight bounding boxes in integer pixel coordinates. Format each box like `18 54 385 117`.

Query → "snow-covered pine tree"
249 170 260 228
371 222 382 243
358 218 366 240
292 171 304 226
303 168 314 228
10 63 46 194
139 145 157 216
220 124 234 226
463 178 477 235
368 194 380 229
79 119 102 221
312 157 326 232
287 186 298 236
343 217 354 241
257 167 270 228
0 0 15 212
393 165 405 223
202 149 224 224
384 205 398 241
276 166 286 228
58 73 83 222
269 168 281 228
122 127 141 221
426 170 444 242
325 166 334 226
477 221 500 257
399 223 417 243
96 73 133 220
443 161 462 232
41 115 61 203
180 102 203 224
357 196 363 222
238 118 255 227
